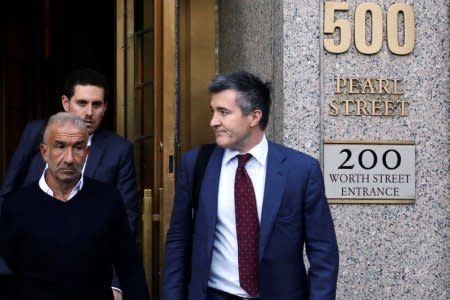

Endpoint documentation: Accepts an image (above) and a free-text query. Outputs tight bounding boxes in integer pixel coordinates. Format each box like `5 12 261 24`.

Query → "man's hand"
112 288 123 300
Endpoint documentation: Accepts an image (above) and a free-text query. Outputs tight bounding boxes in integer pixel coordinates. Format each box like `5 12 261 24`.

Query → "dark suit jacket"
163 141 339 300
0 120 139 289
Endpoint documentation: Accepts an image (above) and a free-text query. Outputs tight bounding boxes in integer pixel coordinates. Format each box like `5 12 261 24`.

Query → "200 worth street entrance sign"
323 140 415 204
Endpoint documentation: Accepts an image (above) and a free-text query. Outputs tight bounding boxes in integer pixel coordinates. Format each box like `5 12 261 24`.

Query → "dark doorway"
0 0 115 181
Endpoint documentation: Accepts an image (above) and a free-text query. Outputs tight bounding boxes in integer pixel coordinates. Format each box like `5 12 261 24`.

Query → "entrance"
0 0 216 298
116 1 176 297
116 1 216 297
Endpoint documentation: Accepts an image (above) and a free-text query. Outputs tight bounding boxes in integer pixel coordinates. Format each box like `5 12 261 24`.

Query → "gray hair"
43 112 88 143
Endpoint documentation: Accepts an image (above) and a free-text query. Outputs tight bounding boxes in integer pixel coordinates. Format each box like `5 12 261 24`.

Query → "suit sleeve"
111 192 149 300
111 142 139 290
116 142 139 236
162 151 196 300
303 160 339 300
0 121 44 208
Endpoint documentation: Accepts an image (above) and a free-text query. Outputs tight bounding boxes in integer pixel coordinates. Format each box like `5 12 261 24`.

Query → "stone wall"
218 0 449 298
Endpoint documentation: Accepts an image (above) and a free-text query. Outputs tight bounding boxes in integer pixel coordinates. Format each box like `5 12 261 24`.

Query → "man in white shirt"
0 69 138 299
0 112 148 300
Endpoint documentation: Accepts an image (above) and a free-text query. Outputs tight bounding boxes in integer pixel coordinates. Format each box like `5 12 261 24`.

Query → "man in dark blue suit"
0 68 138 300
163 71 339 299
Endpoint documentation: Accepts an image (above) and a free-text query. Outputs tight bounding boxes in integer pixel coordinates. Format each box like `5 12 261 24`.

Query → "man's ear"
61 96 70 112
249 109 263 128
40 143 48 162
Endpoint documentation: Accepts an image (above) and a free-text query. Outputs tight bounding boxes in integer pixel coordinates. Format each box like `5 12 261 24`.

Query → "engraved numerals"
324 2 415 55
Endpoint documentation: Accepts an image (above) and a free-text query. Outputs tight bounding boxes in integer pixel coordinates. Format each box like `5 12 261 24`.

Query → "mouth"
214 130 226 135
59 168 77 173
83 121 95 132
83 119 94 125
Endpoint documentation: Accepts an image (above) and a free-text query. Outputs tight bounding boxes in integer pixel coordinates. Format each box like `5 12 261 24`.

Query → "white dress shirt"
38 170 83 201
208 135 268 297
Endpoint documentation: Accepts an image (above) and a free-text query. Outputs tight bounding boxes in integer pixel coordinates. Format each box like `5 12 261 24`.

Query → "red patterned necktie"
234 154 259 297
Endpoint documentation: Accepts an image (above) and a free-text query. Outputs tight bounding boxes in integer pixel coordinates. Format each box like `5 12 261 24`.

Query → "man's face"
62 85 107 135
210 89 260 153
41 123 90 186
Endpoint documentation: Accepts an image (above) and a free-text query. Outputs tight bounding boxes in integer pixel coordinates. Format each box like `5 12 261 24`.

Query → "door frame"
116 0 176 297
115 0 216 298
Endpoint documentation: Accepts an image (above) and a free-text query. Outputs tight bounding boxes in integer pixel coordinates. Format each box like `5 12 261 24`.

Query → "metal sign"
323 140 415 204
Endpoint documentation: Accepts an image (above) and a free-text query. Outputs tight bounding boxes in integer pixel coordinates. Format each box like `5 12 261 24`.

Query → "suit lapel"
84 130 106 178
199 146 224 253
259 142 286 260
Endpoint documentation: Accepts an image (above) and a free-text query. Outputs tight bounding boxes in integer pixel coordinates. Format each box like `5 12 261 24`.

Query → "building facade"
218 1 449 299
1 1 448 299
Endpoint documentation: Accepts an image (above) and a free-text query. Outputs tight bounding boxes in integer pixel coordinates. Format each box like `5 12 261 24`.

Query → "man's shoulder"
92 128 132 149
83 176 116 189
7 181 39 197
268 140 319 165
25 119 46 129
82 177 121 197
81 177 123 207
182 143 220 163
20 119 46 139
2 182 41 210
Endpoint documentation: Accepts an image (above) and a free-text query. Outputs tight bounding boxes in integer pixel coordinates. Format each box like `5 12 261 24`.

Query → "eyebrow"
75 99 104 104
54 139 87 145
210 105 230 111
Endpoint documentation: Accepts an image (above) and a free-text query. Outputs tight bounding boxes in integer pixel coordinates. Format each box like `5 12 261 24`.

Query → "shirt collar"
38 170 84 201
223 135 268 167
87 134 93 146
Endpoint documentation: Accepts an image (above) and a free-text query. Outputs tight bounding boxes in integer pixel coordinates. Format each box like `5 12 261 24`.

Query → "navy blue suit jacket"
0 120 138 289
163 142 339 300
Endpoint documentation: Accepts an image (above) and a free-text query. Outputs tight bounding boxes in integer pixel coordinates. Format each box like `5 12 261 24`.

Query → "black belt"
206 287 259 300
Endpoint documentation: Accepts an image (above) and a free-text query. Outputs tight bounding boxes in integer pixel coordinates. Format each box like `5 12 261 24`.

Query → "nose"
85 103 93 117
64 148 74 165
210 112 220 128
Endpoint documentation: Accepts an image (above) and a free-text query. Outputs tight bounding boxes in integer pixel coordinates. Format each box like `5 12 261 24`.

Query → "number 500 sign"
324 2 415 55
